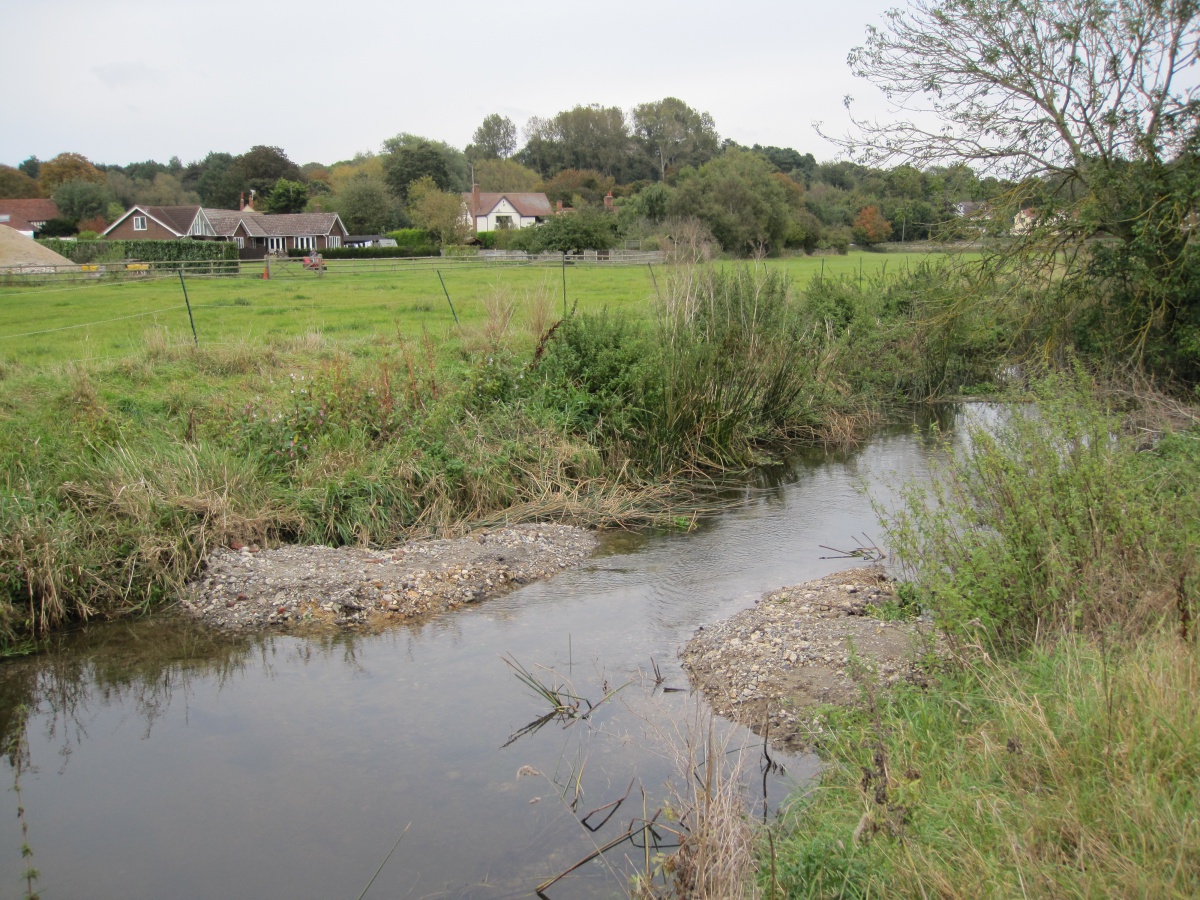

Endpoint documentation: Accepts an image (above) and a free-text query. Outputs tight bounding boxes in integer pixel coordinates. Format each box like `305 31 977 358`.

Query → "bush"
882 370 1200 648
510 208 618 253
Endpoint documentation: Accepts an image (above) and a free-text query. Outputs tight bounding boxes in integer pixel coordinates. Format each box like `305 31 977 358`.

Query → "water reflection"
0 408 966 899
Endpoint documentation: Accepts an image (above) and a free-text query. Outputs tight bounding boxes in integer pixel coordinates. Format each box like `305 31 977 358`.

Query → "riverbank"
0 261 1008 653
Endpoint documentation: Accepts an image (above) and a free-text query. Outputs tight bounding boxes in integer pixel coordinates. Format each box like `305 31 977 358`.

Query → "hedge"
37 239 239 264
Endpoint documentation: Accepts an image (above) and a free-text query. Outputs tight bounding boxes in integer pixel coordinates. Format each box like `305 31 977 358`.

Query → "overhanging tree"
833 0 1200 376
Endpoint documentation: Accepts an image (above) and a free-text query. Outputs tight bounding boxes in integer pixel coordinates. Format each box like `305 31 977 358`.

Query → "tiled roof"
142 206 201 235
462 192 553 218
0 199 60 232
200 209 343 237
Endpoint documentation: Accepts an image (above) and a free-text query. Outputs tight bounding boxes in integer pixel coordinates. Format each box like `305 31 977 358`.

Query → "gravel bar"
181 523 597 633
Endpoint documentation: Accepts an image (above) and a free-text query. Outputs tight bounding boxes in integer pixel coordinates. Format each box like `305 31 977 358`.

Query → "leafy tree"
852 205 893 245
669 150 792 255
39 153 105 191
121 159 170 182
333 175 400 233
752 145 817 183
142 173 198 206
382 133 469 194
839 0 1200 377
383 140 450 200
473 158 541 192
467 114 518 160
628 182 674 223
516 105 634 180
406 175 469 246
263 178 309 213
541 168 616 207
0 165 41 198
631 97 721 181
231 146 303 202
18 157 40 181
52 179 116 225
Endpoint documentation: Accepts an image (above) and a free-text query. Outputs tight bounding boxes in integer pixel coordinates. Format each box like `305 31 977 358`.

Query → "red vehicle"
302 252 326 272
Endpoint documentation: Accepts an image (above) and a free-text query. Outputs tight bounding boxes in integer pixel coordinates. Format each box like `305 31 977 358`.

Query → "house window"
235 237 245 249
495 215 513 229
133 216 147 231
267 236 286 252
295 236 315 251
327 235 341 248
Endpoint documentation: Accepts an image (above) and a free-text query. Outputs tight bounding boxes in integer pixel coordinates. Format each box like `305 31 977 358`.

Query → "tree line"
1 96 1013 252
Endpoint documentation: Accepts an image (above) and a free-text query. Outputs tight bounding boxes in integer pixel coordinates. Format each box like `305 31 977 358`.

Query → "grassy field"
0 253 943 364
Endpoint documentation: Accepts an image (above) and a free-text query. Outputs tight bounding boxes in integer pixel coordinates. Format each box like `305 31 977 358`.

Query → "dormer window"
133 216 147 231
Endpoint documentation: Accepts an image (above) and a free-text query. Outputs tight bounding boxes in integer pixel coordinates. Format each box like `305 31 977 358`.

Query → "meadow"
0 253 939 364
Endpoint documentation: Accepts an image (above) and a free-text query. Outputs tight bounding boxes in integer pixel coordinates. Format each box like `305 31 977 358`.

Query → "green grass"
765 379 1200 898
768 631 1200 898
0 253 944 364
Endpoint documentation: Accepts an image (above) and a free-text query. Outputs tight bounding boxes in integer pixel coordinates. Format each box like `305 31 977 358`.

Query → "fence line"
0 250 667 287
0 305 189 341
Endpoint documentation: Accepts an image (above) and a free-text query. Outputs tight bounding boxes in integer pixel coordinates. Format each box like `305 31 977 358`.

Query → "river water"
0 408 961 899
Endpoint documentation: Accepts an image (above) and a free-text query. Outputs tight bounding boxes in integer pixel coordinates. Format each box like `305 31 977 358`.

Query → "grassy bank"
0 259 1005 651
765 376 1200 898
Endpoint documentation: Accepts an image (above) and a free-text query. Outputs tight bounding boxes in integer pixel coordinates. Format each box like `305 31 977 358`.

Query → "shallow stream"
0 407 964 899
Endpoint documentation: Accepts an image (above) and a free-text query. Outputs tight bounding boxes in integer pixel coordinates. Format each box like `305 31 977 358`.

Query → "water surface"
0 408 958 899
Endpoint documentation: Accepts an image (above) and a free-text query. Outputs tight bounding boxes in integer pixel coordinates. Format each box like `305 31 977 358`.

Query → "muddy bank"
680 568 941 752
180 523 597 632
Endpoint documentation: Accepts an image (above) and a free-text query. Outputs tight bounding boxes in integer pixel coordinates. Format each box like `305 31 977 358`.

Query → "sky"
1 0 898 168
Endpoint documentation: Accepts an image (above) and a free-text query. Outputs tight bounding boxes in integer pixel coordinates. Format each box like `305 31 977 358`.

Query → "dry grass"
635 704 761 899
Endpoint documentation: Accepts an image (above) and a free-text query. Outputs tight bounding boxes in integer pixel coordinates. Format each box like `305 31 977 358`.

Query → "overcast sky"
2 0 898 168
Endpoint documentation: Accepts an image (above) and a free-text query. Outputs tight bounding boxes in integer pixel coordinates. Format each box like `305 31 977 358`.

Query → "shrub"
881 370 1200 648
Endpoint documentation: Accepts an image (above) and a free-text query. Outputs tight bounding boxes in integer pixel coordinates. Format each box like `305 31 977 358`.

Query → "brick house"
103 205 348 258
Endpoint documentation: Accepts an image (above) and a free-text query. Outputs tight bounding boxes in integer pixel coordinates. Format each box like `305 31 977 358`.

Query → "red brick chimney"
603 191 614 211
239 192 245 211
556 200 563 212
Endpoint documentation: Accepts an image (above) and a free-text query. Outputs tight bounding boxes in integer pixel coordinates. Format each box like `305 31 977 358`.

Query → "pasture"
0 252 946 364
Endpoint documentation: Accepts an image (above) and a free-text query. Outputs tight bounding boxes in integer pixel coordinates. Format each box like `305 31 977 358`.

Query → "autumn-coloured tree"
852 205 892 245
38 152 105 191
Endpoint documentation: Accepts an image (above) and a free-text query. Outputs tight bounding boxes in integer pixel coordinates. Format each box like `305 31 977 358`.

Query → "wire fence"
0 250 667 286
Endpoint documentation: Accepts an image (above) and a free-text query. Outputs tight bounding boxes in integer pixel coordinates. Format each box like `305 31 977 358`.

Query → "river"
0 407 962 899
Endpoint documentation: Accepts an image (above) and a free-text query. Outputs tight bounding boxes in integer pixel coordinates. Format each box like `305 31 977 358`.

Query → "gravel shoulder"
180 523 596 633
680 567 942 752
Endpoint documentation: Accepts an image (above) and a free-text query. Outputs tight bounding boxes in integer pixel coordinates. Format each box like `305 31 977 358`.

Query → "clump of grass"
636 706 760 899
769 631 1200 898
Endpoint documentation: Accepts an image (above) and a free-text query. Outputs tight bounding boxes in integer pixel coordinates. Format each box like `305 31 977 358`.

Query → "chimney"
603 191 614 211
471 183 480 215
239 192 245 211
556 200 563 212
